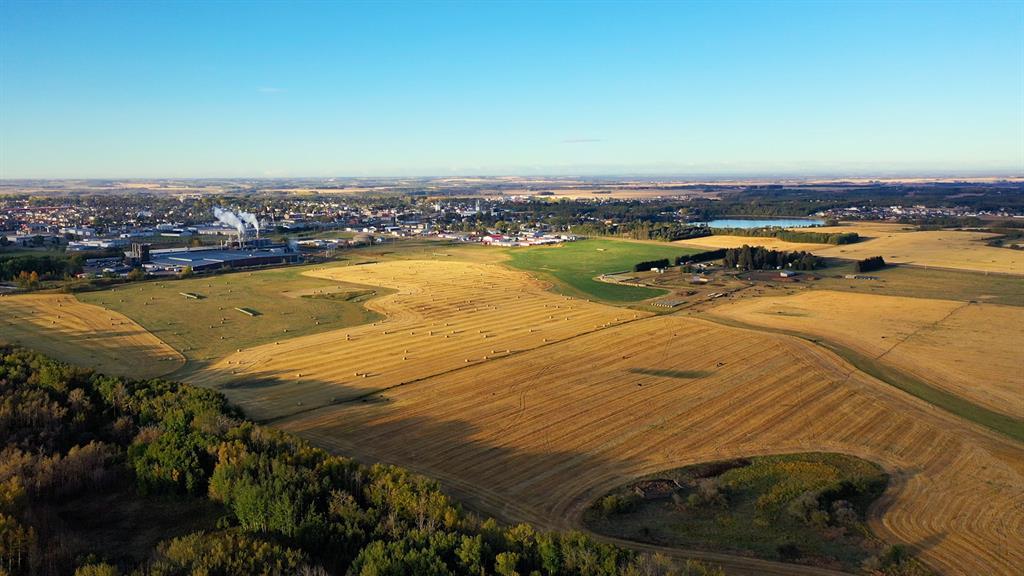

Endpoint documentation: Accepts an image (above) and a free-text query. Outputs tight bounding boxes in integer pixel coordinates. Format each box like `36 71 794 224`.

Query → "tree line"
571 222 710 242
854 256 886 273
0 254 83 282
710 228 860 245
0 346 723 576
633 259 670 272
723 246 820 271
675 249 727 266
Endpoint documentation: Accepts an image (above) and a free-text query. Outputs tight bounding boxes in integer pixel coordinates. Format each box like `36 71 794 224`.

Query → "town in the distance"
2 177 1020 284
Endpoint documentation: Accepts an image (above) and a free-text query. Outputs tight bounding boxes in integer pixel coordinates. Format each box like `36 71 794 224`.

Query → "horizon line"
1 171 1022 183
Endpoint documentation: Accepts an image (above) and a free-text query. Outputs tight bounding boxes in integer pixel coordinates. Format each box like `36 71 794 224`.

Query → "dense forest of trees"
686 183 1024 220
0 253 83 282
722 246 820 271
0 346 723 576
572 222 711 242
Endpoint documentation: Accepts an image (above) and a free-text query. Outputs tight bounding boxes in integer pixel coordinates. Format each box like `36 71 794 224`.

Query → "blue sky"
1 1 1021 178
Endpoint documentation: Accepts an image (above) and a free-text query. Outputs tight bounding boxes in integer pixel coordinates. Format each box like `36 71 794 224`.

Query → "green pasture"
505 239 699 303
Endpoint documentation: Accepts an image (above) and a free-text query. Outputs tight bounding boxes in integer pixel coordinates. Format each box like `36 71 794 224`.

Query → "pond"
699 218 824 229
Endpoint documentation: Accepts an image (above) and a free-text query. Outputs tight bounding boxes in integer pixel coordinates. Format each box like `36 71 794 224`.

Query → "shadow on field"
628 368 711 379
180 361 643 524
184 361 403 423
274 404 641 528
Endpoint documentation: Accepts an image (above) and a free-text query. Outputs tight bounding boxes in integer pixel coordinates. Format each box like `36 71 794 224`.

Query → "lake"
699 218 824 229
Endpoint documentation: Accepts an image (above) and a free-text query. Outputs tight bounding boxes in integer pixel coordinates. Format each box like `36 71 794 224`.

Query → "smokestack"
239 211 261 239
213 207 246 242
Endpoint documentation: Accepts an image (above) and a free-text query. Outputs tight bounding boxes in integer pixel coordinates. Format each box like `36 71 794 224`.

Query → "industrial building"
143 245 301 273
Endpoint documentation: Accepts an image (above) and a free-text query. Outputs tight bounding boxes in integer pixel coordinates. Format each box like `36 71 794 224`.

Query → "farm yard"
185 259 647 421
704 291 1024 421
0 294 183 378
276 315 1024 576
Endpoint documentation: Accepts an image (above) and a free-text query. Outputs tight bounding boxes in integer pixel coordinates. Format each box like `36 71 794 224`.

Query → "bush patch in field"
584 453 930 574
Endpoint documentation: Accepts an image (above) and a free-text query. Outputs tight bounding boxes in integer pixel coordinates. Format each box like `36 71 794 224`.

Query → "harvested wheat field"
678 226 1021 274
706 291 1024 419
186 260 645 421
814 229 1021 274
789 222 911 236
0 294 183 378
674 235 826 252
277 316 1024 576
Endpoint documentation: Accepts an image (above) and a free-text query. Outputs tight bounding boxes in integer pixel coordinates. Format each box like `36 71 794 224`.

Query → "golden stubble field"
8 252 1019 574
185 260 647 421
705 290 1024 419
674 235 826 252
675 223 1021 274
277 315 1024 576
0 294 184 378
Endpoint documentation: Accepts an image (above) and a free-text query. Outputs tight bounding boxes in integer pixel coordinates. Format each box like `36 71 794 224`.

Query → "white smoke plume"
238 211 261 237
213 207 246 238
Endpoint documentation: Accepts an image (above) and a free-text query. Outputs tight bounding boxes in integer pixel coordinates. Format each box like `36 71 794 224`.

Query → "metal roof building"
147 247 300 272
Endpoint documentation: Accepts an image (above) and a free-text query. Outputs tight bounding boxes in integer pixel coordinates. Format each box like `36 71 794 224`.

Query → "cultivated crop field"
76 264 384 374
789 222 912 236
186 259 647 421
705 291 1024 420
0 294 183 378
677 223 1021 274
277 315 1024 576
674 235 827 253
10 233 1019 575
814 229 1019 274
811 263 1024 306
